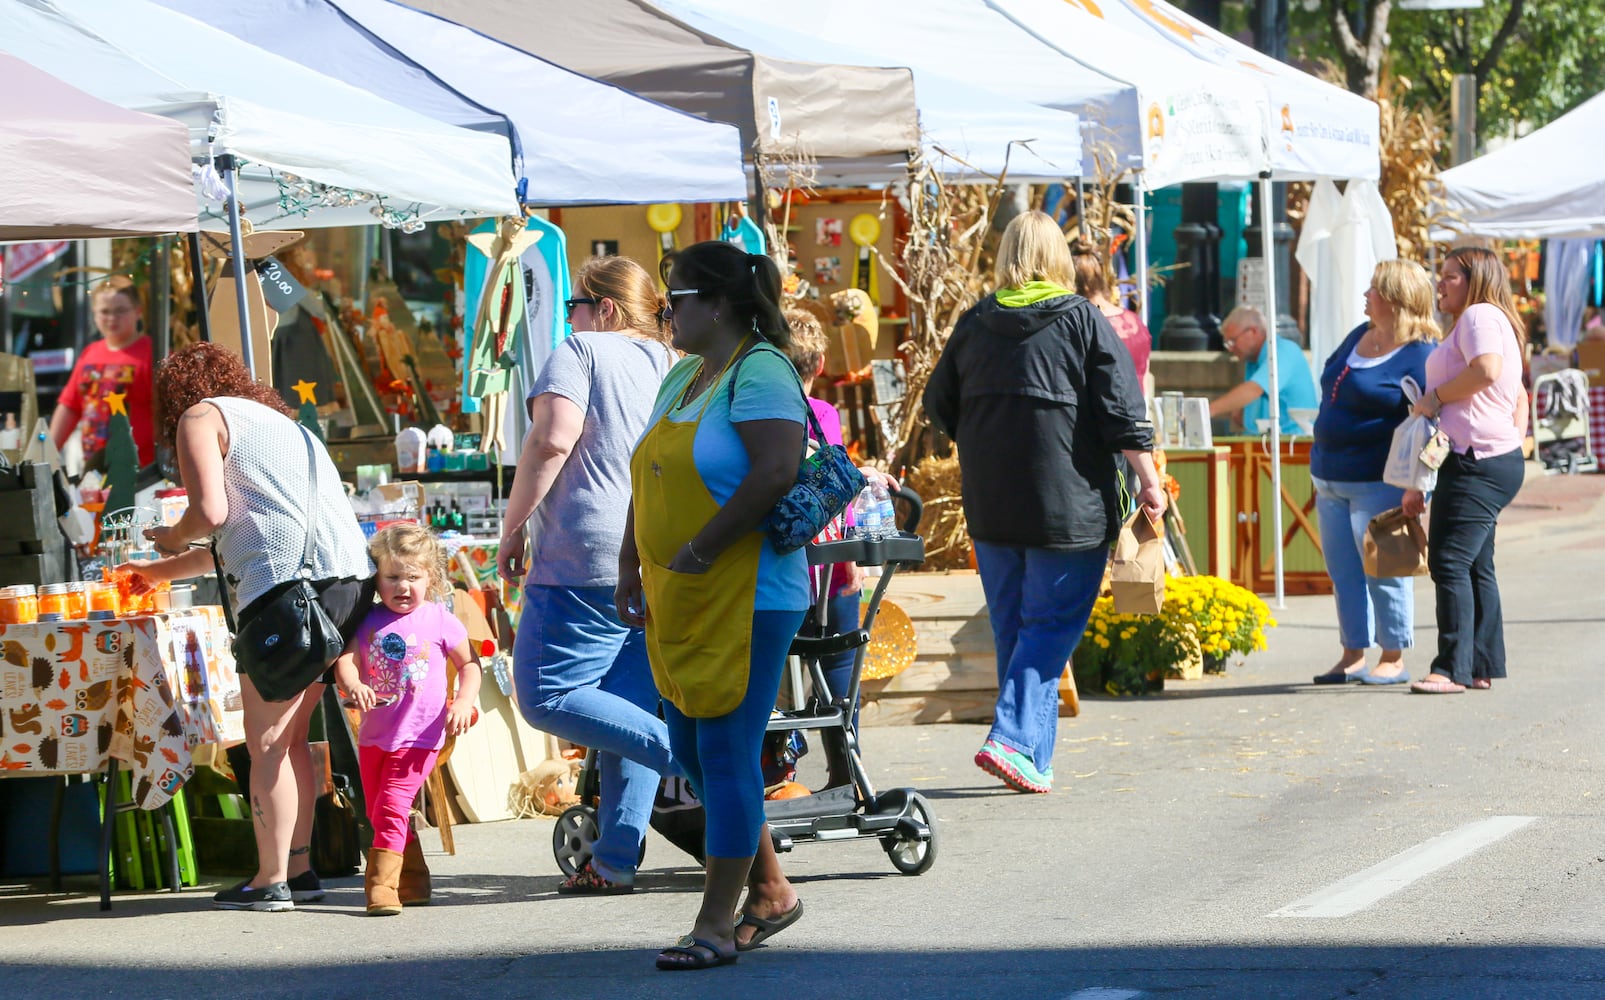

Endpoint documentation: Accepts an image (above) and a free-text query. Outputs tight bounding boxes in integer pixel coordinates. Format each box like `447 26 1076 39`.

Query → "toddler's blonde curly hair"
368 523 451 601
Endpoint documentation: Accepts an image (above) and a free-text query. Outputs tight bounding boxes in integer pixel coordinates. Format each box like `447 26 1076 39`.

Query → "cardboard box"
1576 341 1605 386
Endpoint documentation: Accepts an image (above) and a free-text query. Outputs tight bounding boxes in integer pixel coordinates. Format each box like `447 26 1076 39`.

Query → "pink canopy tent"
1 52 196 241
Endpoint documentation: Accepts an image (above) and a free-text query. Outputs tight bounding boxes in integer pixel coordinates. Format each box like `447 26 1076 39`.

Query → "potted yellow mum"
1072 575 1276 695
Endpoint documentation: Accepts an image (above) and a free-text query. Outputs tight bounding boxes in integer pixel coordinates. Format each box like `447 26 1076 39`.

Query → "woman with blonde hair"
1310 259 1439 686
497 254 680 893
924 211 1165 793
1403 246 1528 694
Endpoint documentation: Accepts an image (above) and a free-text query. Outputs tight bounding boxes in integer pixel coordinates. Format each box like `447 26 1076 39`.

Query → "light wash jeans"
1312 476 1415 651
973 541 1107 774
512 585 676 883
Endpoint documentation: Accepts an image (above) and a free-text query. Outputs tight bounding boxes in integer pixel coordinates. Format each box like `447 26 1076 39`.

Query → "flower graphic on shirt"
365 630 428 697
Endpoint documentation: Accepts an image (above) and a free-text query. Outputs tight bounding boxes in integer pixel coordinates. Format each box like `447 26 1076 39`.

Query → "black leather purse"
215 425 345 702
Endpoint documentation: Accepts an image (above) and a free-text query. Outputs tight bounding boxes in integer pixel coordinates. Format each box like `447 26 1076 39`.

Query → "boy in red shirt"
50 281 155 471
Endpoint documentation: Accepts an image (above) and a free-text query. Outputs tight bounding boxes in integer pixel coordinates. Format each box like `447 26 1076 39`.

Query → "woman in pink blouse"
1401 247 1528 694
1072 240 1152 396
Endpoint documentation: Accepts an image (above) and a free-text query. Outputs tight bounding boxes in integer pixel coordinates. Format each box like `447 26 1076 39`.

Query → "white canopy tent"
1437 90 1605 241
0 0 521 231
1090 0 1381 183
657 0 1265 189
1 53 196 241
644 1 1087 183
0 0 522 374
162 0 749 206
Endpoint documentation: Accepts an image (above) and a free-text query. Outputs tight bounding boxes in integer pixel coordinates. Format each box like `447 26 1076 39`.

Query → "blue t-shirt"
1244 336 1319 435
643 343 809 612
1310 323 1433 483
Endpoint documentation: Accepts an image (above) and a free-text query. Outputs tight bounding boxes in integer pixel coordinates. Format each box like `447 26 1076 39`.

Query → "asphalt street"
4 473 1604 1000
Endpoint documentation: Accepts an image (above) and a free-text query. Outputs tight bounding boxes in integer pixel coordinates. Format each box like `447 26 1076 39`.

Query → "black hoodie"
924 291 1153 551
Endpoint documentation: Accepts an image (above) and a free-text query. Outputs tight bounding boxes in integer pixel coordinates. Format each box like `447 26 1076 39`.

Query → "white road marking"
1268 815 1537 919
1064 990 1144 1000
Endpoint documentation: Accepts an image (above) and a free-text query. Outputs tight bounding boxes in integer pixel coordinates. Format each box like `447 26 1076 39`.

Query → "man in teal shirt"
1209 305 1318 435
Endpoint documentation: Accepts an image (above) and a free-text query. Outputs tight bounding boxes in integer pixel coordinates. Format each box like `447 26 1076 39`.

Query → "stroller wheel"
882 792 937 876
552 804 600 877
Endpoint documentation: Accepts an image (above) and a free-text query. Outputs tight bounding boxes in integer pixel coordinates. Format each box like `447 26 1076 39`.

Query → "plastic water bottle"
872 482 897 538
852 485 883 540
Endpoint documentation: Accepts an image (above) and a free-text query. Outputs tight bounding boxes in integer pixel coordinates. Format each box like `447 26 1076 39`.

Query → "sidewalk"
1496 463 1605 538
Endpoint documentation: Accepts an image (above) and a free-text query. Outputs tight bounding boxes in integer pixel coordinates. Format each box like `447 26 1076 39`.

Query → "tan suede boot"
364 849 403 916
398 837 431 906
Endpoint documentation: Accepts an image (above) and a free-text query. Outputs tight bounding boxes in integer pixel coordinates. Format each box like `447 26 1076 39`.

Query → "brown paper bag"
1362 507 1430 577
1110 508 1166 614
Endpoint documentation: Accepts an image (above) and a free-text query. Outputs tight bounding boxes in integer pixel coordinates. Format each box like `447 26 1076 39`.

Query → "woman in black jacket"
924 211 1165 794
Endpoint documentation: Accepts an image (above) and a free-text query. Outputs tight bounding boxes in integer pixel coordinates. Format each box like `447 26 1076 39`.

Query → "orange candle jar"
65 582 89 620
87 581 119 619
0 585 38 624
38 583 70 621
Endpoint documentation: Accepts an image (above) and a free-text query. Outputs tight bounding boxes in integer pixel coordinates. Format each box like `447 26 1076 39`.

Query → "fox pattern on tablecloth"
0 610 245 808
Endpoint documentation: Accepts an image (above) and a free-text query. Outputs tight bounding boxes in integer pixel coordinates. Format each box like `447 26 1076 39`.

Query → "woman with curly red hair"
120 342 372 911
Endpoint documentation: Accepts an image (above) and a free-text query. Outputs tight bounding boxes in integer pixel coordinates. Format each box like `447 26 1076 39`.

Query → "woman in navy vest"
1310 260 1438 686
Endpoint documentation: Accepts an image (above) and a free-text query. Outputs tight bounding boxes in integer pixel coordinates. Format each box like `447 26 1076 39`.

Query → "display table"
0 607 243 809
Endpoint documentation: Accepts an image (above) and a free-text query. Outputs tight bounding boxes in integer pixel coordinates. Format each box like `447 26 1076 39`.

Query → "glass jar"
65 582 89 620
87 581 119 619
38 583 70 621
0 585 39 624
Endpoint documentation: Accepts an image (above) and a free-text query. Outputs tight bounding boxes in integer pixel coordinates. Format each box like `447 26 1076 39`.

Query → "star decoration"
291 380 318 405
104 392 128 417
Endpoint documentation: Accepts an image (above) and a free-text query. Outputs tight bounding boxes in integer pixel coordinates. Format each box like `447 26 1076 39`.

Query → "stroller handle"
892 485 923 534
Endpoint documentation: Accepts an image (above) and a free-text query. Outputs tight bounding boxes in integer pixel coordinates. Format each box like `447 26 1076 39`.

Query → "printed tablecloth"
0 607 243 809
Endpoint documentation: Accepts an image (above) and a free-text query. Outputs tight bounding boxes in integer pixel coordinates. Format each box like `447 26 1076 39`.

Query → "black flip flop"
735 898 804 952
656 937 738 971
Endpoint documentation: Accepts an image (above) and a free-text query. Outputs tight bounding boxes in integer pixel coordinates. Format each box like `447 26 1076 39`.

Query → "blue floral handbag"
767 403 866 554
730 345 867 554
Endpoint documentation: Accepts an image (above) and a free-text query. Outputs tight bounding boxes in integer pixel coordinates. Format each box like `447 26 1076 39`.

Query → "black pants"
1426 448 1524 684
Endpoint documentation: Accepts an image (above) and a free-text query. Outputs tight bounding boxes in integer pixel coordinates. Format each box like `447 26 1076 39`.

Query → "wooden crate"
860 570 1078 726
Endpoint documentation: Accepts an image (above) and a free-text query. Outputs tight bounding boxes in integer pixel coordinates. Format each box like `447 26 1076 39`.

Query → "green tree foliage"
1284 0 1605 143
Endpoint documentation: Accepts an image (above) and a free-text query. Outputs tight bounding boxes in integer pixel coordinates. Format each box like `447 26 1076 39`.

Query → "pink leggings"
358 745 439 854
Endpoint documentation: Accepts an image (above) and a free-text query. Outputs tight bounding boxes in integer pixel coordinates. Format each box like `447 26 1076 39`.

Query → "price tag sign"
255 256 308 312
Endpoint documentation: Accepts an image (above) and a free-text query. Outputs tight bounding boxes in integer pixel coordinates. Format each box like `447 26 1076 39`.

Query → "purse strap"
212 422 323 633
727 341 831 449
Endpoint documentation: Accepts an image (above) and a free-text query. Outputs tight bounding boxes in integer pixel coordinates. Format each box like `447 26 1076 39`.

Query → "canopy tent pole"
1260 172 1284 609
185 231 212 343
1133 172 1149 325
217 154 255 373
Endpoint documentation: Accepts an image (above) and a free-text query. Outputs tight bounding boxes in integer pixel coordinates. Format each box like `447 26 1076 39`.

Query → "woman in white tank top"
119 343 370 912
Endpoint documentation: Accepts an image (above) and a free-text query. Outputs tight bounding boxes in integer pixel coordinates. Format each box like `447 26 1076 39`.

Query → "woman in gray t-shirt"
497 255 678 893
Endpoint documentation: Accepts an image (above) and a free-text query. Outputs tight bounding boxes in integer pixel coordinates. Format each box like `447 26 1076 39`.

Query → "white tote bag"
1382 377 1441 492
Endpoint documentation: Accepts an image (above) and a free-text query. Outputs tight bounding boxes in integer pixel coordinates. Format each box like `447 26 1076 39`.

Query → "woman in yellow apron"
617 242 809 970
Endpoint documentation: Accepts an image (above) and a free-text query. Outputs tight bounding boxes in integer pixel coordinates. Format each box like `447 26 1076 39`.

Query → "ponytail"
747 253 790 348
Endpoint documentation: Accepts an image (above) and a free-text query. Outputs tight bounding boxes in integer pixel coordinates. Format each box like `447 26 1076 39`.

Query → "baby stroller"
552 486 936 877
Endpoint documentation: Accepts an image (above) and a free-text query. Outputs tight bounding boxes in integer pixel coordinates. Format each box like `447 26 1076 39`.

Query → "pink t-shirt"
1425 303 1524 459
808 396 856 595
353 601 468 752
1103 308 1151 386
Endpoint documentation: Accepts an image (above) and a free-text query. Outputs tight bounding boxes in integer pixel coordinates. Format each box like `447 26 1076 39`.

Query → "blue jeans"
662 609 804 859
818 590 862 732
1312 476 1415 651
973 541 1106 774
512 585 676 883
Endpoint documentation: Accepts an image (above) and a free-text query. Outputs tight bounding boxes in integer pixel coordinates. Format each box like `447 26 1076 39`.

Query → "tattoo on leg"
288 846 310 857
252 795 265 826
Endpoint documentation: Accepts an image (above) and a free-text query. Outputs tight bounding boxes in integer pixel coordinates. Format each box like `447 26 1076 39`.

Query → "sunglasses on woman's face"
660 288 704 320
564 296 598 320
